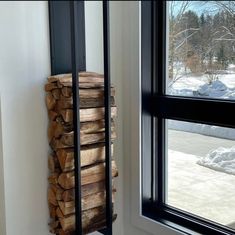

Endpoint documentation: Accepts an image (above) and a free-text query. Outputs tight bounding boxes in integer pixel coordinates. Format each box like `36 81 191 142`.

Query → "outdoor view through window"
166 1 235 229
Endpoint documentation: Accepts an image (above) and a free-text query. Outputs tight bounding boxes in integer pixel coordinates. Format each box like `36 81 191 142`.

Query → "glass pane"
166 119 235 229
166 1 235 100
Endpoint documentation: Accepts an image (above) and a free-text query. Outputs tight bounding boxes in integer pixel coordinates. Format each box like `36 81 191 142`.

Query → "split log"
48 183 64 204
58 161 118 190
80 119 115 134
56 207 64 219
59 213 74 232
58 201 74 216
48 121 73 142
60 87 115 99
49 203 57 219
49 220 60 234
56 148 73 172
47 86 115 99
59 206 117 234
58 191 115 216
48 122 61 142
57 80 109 89
55 96 115 110
61 87 115 99
48 119 114 142
59 106 117 123
48 73 104 84
77 82 106 89
52 88 61 100
57 144 113 172
83 214 117 235
48 184 65 206
48 154 60 173
56 186 64 201
50 131 116 150
59 205 105 232
61 86 72 97
58 82 108 89
46 93 56 110
48 172 60 185
45 82 58 92
58 109 73 123
82 190 115 211
48 187 58 206
79 71 104 78
48 110 58 121
62 180 108 202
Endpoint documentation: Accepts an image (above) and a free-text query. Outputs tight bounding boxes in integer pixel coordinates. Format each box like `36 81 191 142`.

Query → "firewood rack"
48 1 113 234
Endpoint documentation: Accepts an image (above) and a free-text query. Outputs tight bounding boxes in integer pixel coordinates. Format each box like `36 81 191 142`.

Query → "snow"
169 73 235 99
197 146 235 175
168 120 235 140
168 66 235 140
228 64 235 69
168 66 235 175
195 80 227 97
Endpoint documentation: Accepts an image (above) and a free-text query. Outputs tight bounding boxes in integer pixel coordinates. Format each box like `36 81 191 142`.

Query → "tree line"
169 1 235 81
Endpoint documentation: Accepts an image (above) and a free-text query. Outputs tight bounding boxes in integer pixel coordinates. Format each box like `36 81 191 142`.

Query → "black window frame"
141 1 235 235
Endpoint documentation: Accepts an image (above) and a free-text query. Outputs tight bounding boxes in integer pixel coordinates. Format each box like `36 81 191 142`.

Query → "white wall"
116 2 152 235
0 1 51 235
85 1 104 74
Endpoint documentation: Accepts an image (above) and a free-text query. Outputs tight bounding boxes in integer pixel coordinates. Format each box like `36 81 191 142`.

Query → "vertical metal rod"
102 0 113 234
70 1 82 234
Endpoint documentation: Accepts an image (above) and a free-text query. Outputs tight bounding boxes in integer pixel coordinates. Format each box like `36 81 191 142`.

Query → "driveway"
167 130 235 229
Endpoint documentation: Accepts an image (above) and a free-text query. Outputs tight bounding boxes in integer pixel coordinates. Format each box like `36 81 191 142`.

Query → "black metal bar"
48 1 86 75
154 95 235 128
99 1 113 234
70 1 82 234
48 2 56 75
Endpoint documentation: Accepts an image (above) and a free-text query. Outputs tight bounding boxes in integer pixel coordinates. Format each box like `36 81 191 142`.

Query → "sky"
170 1 222 16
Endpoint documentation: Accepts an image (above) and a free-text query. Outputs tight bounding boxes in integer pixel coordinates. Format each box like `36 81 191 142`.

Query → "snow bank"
194 80 235 99
170 79 235 99
197 146 235 175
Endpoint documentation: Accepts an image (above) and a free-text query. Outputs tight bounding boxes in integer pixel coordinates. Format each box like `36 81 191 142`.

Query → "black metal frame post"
99 1 113 234
70 1 82 235
49 1 113 234
48 1 86 75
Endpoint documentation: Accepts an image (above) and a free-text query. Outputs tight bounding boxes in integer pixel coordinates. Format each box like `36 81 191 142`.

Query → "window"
142 1 235 234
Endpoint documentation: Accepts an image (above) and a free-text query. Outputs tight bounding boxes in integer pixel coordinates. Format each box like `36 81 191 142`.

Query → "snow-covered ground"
168 66 235 175
168 65 235 140
168 148 235 227
168 71 235 99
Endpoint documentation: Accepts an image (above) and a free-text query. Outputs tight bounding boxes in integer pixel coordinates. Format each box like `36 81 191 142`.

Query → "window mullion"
153 0 167 205
154 95 235 128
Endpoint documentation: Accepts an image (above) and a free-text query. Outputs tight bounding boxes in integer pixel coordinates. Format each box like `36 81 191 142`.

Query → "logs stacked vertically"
45 72 118 235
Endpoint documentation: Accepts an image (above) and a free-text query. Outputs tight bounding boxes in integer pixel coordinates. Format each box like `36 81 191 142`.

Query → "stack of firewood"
45 72 118 235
